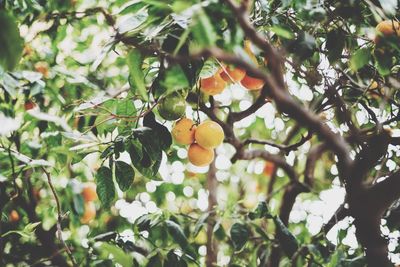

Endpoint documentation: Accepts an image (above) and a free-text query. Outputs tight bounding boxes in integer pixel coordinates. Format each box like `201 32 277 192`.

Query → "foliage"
1 0 400 266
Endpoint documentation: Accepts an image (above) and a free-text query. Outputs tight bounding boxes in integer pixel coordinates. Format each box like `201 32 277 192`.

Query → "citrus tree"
1 0 400 266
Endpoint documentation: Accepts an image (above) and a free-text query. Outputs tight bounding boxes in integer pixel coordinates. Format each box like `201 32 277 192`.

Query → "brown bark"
206 158 218 267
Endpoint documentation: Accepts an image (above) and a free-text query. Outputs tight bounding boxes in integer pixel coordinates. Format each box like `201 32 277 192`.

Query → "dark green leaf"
95 166 115 208
166 220 188 248
273 216 299 257
146 252 163 267
248 201 271 220
326 29 345 63
230 223 249 251
0 11 24 71
115 161 134 191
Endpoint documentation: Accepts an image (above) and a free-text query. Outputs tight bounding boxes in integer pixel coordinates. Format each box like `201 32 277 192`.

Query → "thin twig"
41 167 77 266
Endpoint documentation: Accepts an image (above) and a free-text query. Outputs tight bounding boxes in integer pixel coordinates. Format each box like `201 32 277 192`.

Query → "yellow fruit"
82 183 97 202
220 66 246 83
375 20 400 43
172 118 196 145
200 74 227 96
195 121 224 149
188 143 214 167
368 80 379 90
81 202 96 224
241 75 265 90
9 210 19 222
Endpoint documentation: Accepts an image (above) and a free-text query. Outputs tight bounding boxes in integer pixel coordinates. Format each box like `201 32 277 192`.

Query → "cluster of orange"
172 118 224 167
200 41 266 95
80 182 97 224
374 20 400 44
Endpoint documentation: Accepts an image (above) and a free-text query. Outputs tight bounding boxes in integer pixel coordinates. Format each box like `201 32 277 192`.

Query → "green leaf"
326 29 345 63
230 223 250 251
269 25 294 39
99 243 133 267
116 98 136 116
146 252 163 267
73 194 85 216
248 201 271 220
128 49 148 100
115 161 134 191
96 166 116 208
166 220 188 248
193 213 209 237
2 222 41 238
160 65 189 95
273 216 299 257
165 250 188 267
349 48 371 72
191 9 216 47
0 11 23 71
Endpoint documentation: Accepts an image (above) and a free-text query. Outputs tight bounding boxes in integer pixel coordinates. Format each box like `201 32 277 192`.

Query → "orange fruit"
24 100 37 111
220 66 246 82
34 62 49 78
82 183 97 202
263 161 275 176
375 20 400 43
9 210 20 222
188 143 214 167
81 202 96 224
172 118 196 145
241 75 265 90
200 74 226 96
194 121 224 149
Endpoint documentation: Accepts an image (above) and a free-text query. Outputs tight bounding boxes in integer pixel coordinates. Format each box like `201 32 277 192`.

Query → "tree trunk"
206 158 218 267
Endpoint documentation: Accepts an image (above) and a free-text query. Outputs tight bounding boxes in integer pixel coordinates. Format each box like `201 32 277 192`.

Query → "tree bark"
206 158 218 267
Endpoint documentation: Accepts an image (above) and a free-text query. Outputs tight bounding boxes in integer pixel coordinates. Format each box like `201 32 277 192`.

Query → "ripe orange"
241 75 265 90
172 118 196 145
9 210 20 222
81 202 96 224
375 20 400 43
82 183 97 202
263 161 275 176
188 143 214 167
220 66 246 83
195 121 224 149
200 74 226 96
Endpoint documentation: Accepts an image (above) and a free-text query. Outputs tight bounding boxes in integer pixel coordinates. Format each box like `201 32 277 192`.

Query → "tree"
1 0 400 266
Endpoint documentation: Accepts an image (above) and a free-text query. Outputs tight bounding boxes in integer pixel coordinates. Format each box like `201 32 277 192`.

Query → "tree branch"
42 168 77 266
